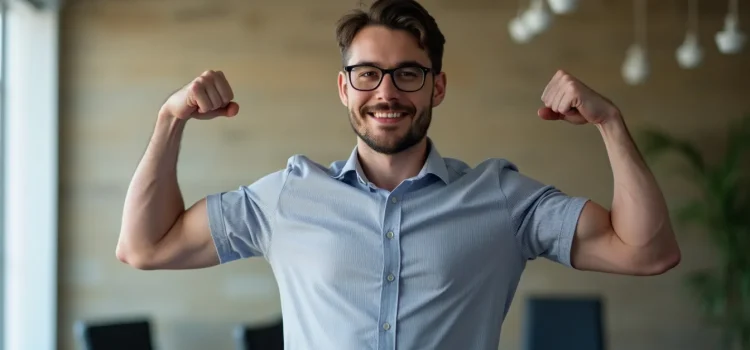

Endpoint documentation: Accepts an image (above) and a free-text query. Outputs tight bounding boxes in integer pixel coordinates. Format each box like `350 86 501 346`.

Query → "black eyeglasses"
344 64 433 92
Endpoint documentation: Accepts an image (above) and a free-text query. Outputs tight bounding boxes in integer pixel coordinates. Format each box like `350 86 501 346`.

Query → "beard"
349 96 433 155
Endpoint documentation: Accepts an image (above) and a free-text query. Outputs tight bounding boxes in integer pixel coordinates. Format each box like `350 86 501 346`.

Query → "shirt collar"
332 138 450 185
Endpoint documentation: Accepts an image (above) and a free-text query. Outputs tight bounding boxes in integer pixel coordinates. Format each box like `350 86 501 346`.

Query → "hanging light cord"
688 0 699 33
729 0 739 22
634 0 648 48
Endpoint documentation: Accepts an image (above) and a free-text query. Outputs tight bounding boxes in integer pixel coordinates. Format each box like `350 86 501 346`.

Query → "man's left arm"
539 70 681 276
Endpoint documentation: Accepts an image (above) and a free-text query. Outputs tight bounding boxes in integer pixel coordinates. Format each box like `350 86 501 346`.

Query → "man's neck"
357 138 429 192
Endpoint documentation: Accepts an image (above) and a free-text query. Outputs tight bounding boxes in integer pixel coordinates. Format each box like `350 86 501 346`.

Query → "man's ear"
337 71 349 107
431 72 447 107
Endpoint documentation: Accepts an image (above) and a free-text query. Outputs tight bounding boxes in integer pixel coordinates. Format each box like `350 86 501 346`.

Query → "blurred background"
2 0 750 349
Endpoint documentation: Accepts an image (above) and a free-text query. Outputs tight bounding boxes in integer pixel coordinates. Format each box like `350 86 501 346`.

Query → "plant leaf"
685 270 727 322
675 199 710 228
643 114 750 345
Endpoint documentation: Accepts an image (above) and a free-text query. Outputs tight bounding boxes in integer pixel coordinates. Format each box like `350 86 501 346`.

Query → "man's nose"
375 73 400 100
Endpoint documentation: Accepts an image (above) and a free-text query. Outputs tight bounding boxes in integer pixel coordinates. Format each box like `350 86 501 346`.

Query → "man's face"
337 25 446 155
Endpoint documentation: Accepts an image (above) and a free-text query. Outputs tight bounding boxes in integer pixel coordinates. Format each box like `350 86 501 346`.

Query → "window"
3 2 58 349
0 1 6 347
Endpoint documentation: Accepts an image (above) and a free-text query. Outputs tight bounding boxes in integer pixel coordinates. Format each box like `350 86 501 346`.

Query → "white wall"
3 1 59 349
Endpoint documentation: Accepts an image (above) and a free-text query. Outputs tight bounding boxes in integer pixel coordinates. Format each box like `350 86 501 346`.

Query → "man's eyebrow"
349 60 379 67
349 60 426 68
394 60 424 68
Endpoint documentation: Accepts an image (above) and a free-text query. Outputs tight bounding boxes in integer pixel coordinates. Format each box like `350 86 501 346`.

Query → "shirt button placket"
377 193 402 350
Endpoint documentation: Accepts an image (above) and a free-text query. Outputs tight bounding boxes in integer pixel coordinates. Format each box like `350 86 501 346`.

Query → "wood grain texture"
59 0 749 349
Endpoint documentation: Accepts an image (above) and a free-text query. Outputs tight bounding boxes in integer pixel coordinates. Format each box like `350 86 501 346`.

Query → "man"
117 0 681 349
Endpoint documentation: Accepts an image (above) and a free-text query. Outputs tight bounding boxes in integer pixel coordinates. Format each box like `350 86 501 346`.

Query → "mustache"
361 102 415 115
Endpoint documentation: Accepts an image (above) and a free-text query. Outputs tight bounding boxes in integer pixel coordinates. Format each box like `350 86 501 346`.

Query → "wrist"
153 109 188 145
595 108 625 134
156 108 188 131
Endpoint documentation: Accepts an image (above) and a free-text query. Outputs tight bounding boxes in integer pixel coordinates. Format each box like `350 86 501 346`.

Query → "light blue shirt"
207 139 588 350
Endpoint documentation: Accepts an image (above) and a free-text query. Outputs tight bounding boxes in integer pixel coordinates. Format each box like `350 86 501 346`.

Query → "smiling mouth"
367 111 409 119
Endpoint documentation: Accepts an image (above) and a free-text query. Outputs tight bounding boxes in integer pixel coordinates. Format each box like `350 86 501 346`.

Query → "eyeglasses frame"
343 63 434 92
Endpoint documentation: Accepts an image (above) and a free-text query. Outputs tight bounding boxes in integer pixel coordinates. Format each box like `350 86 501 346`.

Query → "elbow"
635 243 682 276
625 225 682 276
115 242 158 270
642 250 681 276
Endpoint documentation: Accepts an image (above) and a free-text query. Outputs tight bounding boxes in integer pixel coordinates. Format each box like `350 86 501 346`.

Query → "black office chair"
521 296 605 350
233 319 284 350
74 317 154 350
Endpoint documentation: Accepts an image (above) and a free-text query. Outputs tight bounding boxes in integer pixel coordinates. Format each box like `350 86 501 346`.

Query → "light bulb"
676 32 703 69
521 0 552 35
621 44 650 85
547 0 579 14
715 14 746 54
509 16 534 43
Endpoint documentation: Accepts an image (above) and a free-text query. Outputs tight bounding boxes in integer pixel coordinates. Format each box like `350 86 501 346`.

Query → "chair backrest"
521 296 605 350
233 319 284 350
74 318 154 350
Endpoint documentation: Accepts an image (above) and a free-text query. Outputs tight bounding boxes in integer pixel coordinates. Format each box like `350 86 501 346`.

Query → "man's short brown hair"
335 0 446 73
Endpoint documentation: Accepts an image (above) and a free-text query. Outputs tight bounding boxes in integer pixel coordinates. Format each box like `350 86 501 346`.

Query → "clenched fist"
539 70 620 125
160 70 239 120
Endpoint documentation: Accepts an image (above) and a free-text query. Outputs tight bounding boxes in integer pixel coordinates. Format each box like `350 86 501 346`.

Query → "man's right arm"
116 70 240 270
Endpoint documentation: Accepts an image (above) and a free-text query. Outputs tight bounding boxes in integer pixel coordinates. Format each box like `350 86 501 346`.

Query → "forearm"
117 112 187 260
597 114 678 250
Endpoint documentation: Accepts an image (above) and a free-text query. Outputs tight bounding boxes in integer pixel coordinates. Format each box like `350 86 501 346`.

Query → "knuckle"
189 80 203 93
200 71 216 83
216 71 228 82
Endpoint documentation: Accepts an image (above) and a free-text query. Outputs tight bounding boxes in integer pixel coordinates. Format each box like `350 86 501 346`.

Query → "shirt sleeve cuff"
557 197 589 268
206 193 242 264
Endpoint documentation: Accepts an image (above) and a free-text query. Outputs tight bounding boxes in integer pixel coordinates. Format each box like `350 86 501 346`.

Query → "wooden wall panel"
59 1 749 349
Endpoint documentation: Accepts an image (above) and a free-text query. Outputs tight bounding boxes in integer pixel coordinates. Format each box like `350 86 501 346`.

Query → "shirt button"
391 197 398 203
386 231 394 239
383 322 391 331
387 274 395 282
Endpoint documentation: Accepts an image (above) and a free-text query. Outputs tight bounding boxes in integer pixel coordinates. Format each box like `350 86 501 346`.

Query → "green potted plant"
638 114 750 350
